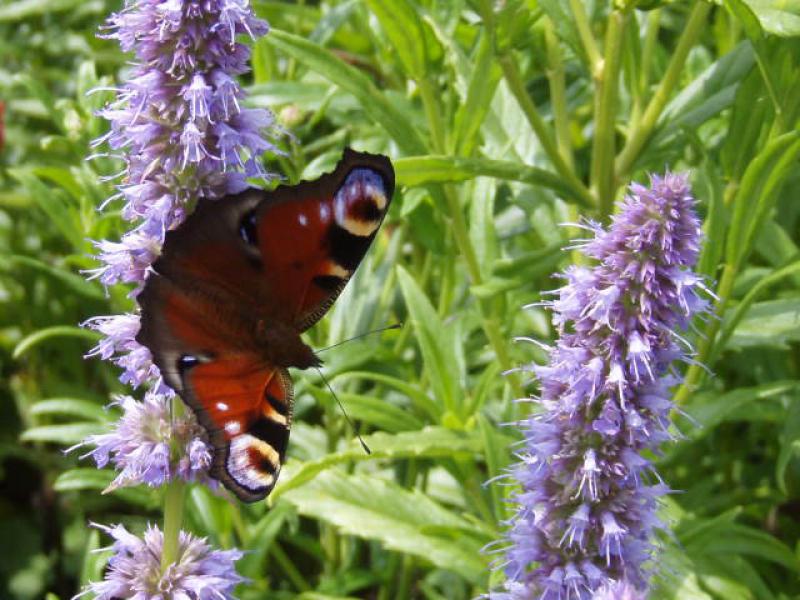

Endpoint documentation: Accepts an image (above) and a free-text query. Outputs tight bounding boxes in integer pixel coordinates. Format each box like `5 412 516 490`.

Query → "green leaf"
264 29 427 154
776 400 800 493
725 0 765 40
331 392 423 433
726 131 800 268
13 326 100 359
8 168 84 249
394 155 583 205
186 486 231 544
681 382 800 449
21 423 103 444
397 266 459 413
739 0 800 37
686 521 800 573
281 470 489 582
54 468 156 507
78 529 108 588
654 42 755 150
274 426 483 499
238 502 293 578
3 255 103 300
477 414 511 522
714 259 800 358
452 31 501 156
363 0 433 79
333 371 441 421
538 0 584 61
0 0 86 21
727 299 800 348
53 468 113 492
29 398 109 422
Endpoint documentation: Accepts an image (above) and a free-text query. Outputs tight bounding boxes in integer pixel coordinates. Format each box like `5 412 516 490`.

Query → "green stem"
161 396 187 573
591 10 627 217
498 53 595 208
417 75 523 398
615 1 711 180
395 555 414 600
160 478 187 572
569 0 601 70
637 9 662 115
544 19 574 170
271 543 311 592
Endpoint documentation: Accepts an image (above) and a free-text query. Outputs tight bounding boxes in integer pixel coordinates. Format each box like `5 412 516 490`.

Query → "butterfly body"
136 149 394 501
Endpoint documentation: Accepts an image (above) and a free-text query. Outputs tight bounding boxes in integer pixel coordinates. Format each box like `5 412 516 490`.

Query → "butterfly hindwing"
183 358 292 502
137 269 290 501
136 148 394 502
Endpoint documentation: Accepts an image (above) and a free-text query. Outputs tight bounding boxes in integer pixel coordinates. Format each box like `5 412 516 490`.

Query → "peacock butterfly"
136 148 395 502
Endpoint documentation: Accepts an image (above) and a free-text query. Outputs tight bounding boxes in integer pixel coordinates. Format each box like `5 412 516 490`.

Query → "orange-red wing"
183 356 292 502
135 149 394 502
254 149 394 330
137 274 292 502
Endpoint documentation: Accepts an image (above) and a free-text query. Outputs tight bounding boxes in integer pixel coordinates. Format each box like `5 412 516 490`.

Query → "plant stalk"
498 53 595 208
591 10 627 217
161 397 187 573
570 0 601 70
160 478 187 573
418 75 523 398
615 1 711 180
544 19 574 170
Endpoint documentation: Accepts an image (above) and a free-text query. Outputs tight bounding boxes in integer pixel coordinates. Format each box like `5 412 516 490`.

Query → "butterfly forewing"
136 148 394 502
253 148 394 330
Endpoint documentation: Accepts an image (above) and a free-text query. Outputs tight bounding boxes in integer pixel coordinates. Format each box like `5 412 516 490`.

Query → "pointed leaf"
281 470 489 582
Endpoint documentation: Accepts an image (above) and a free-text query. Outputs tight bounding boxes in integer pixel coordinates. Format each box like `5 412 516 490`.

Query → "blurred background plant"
2 1 800 599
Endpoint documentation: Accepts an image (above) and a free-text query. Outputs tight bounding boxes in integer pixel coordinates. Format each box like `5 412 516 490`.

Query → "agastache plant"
493 174 709 599
76 0 275 596
86 0 277 390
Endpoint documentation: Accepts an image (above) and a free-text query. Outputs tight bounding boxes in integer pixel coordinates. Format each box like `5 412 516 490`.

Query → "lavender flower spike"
77 523 244 600
88 0 277 388
70 392 213 491
493 174 709 598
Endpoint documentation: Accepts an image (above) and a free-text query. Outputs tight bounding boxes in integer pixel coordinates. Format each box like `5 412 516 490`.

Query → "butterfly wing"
137 271 292 502
137 148 394 502
252 147 395 330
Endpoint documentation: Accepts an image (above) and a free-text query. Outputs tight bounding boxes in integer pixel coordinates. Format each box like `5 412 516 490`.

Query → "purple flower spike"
70 393 213 491
88 0 278 389
492 174 709 598
77 523 244 599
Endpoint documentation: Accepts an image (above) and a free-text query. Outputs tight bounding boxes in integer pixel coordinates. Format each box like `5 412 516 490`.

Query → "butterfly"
136 148 395 501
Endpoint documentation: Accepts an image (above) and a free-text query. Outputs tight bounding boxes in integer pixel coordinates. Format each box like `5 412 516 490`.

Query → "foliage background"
2 0 800 598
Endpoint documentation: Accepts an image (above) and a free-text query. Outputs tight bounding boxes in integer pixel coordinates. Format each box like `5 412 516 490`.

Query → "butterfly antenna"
317 322 403 353
314 366 371 455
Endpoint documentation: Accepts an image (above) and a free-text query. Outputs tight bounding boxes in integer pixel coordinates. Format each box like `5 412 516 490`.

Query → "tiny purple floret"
76 523 244 599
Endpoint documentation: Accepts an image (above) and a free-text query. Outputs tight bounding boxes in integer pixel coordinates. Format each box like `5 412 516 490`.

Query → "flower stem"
569 0 601 70
591 10 627 217
161 396 187 573
160 477 187 573
634 8 662 124
544 19 574 170
615 1 711 180
498 54 595 209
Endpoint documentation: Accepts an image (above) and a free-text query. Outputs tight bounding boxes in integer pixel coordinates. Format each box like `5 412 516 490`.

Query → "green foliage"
2 1 800 599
